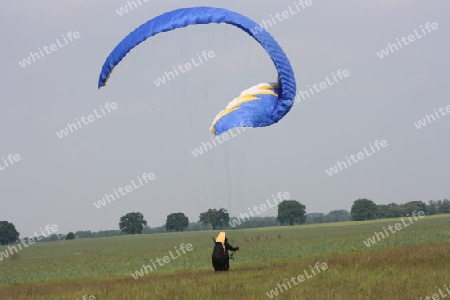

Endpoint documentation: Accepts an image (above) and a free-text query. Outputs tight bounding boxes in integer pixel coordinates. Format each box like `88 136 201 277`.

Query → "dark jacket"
212 238 238 271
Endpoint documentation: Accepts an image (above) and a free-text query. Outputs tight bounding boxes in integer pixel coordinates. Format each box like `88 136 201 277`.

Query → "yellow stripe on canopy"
209 83 279 134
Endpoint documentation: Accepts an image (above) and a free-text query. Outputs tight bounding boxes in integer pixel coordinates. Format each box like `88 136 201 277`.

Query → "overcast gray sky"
1 0 449 237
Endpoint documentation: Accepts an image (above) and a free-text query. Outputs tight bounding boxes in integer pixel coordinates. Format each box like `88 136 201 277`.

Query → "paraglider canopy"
97 6 296 136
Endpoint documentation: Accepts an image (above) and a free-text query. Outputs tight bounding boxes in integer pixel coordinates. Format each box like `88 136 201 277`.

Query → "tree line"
1 198 449 243
350 198 450 220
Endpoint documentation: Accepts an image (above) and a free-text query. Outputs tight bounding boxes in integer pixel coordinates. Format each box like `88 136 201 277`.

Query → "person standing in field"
212 232 239 271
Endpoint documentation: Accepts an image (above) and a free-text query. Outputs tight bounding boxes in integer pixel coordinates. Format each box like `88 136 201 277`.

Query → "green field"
1 215 449 299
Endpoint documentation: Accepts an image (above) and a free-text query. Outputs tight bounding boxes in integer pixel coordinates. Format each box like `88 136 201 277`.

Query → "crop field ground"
1 214 449 299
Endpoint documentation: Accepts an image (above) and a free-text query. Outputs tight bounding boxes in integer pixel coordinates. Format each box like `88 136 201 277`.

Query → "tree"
305 213 324 224
75 230 93 238
47 234 59 242
277 200 306 226
377 203 402 219
400 201 427 216
323 210 351 222
427 200 438 215
351 199 378 221
165 213 189 232
232 216 278 229
440 199 450 213
0 221 20 245
199 208 229 230
119 212 147 234
65 232 76 240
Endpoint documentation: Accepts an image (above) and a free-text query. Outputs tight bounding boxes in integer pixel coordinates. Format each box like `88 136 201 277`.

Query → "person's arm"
225 241 239 251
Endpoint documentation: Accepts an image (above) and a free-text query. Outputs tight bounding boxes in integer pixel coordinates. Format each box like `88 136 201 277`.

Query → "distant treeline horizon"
20 198 449 242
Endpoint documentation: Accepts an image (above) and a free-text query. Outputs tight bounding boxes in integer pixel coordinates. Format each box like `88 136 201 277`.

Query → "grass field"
1 214 449 299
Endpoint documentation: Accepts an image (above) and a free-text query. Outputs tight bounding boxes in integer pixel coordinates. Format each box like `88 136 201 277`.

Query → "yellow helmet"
215 232 226 248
